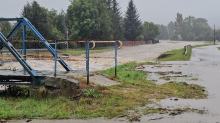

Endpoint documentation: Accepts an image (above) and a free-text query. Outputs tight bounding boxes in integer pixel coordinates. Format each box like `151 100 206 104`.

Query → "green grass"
158 48 192 61
61 47 112 56
158 43 213 61
102 62 147 85
0 62 207 119
0 97 73 119
102 62 206 98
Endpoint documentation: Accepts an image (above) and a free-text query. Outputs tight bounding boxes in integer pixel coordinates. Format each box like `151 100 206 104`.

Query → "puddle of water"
143 112 220 123
143 62 197 85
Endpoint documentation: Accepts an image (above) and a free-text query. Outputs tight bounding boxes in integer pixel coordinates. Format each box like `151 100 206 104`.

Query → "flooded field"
0 41 204 72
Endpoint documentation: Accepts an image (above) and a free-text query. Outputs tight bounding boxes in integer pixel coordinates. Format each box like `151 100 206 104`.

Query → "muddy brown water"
6 45 220 123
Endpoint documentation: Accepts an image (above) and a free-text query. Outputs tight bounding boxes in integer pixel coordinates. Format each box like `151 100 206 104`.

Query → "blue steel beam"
20 18 71 71
0 41 3 49
0 18 22 21
0 32 36 77
22 24 27 75
4 17 71 71
85 41 90 85
22 24 27 58
7 20 23 39
0 17 71 77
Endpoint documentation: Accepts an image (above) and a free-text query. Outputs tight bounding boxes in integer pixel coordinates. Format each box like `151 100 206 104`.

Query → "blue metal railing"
0 17 72 84
0 32 36 77
21 18 71 71
1 17 71 71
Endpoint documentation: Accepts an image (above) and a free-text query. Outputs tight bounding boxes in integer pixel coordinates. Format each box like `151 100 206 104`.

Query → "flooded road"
7 45 220 123
144 45 220 123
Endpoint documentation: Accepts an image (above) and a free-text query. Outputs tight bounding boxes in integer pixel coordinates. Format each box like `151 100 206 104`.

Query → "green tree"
174 13 184 40
142 22 159 40
181 16 212 41
167 21 176 40
48 9 67 39
55 10 68 39
22 1 68 40
157 24 169 40
0 21 11 36
181 16 195 41
124 0 142 41
22 1 53 39
191 18 212 41
170 13 212 41
67 0 112 40
106 0 113 9
67 0 95 40
93 0 113 40
111 0 124 40
0 21 11 49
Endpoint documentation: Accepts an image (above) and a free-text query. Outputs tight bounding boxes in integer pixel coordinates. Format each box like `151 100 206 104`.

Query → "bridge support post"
22 24 27 75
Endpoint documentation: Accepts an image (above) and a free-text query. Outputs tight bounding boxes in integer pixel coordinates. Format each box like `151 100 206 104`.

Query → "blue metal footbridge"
0 18 71 85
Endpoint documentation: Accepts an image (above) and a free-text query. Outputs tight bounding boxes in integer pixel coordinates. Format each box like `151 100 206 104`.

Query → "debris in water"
26 119 32 122
149 117 164 121
126 111 142 122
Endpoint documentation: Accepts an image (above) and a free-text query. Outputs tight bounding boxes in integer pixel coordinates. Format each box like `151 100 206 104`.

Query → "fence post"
85 40 90 85
115 41 118 77
184 46 186 55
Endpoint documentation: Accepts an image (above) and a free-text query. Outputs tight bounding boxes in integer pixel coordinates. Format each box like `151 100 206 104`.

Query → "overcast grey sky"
0 0 219 28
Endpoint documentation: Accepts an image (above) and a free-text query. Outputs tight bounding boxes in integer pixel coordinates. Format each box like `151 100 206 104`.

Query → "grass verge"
158 43 212 61
158 48 192 61
0 62 207 119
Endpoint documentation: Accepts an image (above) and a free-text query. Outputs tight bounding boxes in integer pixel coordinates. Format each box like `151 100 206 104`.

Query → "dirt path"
0 41 205 73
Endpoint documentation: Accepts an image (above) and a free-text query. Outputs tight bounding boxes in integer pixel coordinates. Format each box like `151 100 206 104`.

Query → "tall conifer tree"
124 0 142 41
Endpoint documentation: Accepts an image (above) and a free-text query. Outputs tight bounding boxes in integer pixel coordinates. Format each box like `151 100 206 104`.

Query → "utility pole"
214 24 216 45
